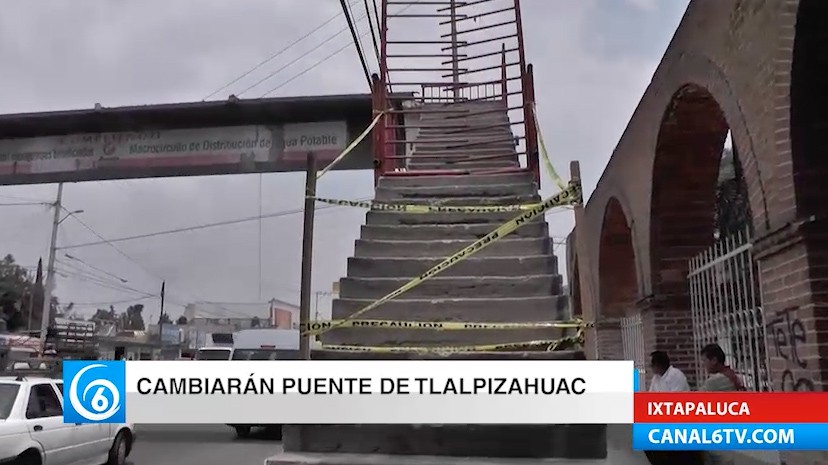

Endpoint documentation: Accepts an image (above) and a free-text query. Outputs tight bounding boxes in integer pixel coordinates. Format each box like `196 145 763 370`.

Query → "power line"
261 31 371 97
0 193 50 203
63 253 128 283
58 205 207 306
63 209 166 284
341 0 372 89
55 267 159 301
55 258 127 288
69 296 154 308
58 198 370 250
260 1 419 97
236 8 370 97
201 1 360 101
0 201 50 207
363 0 381 69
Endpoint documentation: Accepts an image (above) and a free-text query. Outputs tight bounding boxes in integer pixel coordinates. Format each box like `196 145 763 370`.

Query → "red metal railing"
372 0 539 186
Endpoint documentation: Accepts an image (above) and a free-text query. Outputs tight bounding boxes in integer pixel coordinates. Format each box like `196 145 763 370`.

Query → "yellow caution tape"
317 111 385 180
309 197 541 213
302 319 589 331
319 332 585 353
532 103 567 192
303 180 583 338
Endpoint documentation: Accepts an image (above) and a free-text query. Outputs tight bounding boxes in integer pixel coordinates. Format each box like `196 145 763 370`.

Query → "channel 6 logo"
63 361 126 424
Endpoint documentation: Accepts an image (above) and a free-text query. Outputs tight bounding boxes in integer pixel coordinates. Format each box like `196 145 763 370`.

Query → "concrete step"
371 194 540 206
338 275 563 299
408 161 519 170
347 255 557 277
320 325 570 346
360 222 548 240
365 210 544 226
332 296 569 321
375 183 537 200
411 147 516 156
416 128 515 139
418 115 510 124
281 424 607 459
377 172 534 188
413 134 515 144
353 238 550 258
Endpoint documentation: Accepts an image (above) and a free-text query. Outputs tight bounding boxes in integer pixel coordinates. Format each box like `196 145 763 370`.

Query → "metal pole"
314 292 321 321
40 183 63 346
299 153 318 360
449 0 460 101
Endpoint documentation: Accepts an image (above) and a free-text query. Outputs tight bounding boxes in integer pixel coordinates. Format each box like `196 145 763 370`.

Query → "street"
129 424 281 465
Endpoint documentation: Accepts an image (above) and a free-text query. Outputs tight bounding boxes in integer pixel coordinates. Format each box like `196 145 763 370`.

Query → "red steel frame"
371 0 540 187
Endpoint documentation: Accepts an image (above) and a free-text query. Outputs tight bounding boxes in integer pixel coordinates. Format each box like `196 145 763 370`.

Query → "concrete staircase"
325 170 568 348
275 100 605 464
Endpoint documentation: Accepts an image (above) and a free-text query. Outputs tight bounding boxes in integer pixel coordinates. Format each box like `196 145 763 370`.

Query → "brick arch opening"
651 84 728 296
596 197 639 362
599 197 638 319
648 84 730 375
791 0 828 216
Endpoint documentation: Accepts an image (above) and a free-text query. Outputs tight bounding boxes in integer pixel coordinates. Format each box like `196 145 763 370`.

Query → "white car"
0 376 134 465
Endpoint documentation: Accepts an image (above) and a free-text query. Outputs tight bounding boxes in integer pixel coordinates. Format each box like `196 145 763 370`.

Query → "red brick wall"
568 0 828 462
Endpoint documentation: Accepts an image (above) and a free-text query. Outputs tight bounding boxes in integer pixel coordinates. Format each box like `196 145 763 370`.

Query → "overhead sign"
283 122 348 161
0 121 354 185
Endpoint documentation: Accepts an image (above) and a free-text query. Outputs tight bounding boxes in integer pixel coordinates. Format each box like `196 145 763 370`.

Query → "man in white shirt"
644 351 700 465
648 350 690 392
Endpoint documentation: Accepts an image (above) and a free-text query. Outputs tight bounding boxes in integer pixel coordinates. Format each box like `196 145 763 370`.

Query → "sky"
0 0 690 323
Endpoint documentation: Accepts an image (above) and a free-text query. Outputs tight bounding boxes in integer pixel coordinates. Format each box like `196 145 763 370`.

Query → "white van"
230 329 300 361
226 329 301 439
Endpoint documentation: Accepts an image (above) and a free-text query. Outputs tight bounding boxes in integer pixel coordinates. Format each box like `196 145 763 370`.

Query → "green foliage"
0 254 40 331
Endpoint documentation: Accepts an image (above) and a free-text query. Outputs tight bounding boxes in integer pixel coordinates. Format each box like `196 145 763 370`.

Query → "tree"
90 306 118 323
119 304 146 331
176 315 188 325
158 313 172 325
715 147 753 239
0 254 45 332
251 316 261 328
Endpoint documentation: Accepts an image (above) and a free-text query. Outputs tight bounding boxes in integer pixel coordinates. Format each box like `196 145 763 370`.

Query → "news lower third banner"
633 392 828 450
62 360 634 424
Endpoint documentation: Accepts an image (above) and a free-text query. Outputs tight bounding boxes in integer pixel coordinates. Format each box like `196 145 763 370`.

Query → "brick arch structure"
568 0 828 461
598 197 639 319
595 197 640 361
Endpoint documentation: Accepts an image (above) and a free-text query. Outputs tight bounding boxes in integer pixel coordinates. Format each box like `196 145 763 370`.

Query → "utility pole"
27 258 42 332
39 183 63 345
449 0 460 101
158 281 166 344
299 153 318 360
